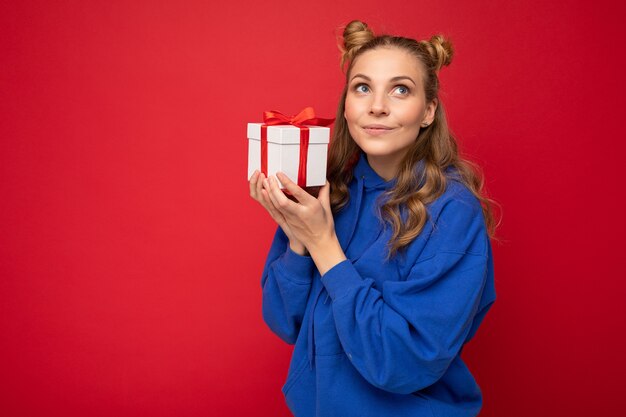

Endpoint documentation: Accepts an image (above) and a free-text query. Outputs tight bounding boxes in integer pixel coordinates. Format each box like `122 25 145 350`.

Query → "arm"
250 170 315 344
321 197 493 394
260 227 315 344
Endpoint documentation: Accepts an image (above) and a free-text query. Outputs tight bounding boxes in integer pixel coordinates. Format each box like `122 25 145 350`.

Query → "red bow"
263 107 334 128
260 107 334 187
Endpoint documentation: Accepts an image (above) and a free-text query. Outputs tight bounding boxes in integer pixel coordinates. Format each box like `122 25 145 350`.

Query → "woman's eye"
355 84 370 93
393 85 410 95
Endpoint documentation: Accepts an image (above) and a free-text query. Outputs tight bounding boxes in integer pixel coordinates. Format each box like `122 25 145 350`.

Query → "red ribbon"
260 107 334 187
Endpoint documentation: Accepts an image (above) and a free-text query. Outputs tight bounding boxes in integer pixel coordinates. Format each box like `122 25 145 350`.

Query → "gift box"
247 108 333 189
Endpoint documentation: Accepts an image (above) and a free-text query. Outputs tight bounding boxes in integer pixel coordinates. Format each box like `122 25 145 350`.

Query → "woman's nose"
369 94 389 116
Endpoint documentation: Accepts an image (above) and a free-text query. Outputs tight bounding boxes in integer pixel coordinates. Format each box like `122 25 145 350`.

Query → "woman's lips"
362 125 395 136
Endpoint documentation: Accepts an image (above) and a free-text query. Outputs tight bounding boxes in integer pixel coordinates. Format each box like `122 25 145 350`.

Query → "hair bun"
421 35 454 72
339 20 375 69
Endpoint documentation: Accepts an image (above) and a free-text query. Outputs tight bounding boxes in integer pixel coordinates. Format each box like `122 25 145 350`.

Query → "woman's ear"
422 98 438 126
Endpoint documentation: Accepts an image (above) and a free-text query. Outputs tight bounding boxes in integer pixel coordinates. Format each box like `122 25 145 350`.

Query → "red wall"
2 1 625 416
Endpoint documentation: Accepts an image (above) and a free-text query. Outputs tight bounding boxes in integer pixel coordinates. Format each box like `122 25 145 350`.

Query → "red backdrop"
2 1 625 416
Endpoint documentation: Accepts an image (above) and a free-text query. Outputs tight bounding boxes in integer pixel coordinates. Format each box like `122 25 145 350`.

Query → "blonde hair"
328 20 500 256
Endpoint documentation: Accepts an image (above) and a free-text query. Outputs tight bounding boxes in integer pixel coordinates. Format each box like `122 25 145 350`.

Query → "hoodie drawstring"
307 284 325 369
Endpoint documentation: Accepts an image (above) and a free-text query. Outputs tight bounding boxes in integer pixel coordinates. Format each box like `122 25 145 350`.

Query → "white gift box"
247 123 330 188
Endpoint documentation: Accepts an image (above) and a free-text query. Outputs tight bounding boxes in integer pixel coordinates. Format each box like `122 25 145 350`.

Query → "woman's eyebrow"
350 73 371 82
349 74 416 86
390 76 416 86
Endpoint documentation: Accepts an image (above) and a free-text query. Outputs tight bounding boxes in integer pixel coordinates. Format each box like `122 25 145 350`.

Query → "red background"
2 1 625 416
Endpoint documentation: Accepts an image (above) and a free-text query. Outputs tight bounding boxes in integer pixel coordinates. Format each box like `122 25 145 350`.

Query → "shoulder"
430 179 482 219
419 179 488 257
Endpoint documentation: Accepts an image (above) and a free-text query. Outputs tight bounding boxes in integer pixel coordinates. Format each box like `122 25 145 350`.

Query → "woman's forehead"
349 47 424 81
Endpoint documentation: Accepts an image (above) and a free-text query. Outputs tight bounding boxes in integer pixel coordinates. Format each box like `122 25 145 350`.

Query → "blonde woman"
249 20 498 417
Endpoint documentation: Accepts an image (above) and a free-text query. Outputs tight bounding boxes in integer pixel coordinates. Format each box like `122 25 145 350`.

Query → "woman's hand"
262 173 346 275
249 170 307 255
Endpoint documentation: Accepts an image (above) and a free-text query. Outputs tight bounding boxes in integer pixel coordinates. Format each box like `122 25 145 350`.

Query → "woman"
249 20 497 417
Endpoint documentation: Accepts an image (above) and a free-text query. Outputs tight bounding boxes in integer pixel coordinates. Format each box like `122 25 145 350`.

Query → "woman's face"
344 47 437 179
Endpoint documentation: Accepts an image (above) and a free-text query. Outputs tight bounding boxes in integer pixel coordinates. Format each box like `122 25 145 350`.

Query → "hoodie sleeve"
320 196 494 394
261 227 316 345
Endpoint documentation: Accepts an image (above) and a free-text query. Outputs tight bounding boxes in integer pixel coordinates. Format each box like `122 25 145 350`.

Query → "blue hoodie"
261 154 496 417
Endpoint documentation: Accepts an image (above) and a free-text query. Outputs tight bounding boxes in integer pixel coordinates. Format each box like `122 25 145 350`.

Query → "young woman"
249 20 497 417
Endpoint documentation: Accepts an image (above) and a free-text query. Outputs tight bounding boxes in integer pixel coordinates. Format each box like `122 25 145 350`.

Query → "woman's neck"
365 154 402 182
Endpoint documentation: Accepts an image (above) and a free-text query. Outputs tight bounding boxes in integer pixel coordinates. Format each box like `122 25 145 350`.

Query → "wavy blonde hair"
328 20 500 256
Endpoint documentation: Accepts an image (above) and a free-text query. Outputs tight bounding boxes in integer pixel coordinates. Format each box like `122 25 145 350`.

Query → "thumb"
318 181 331 211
